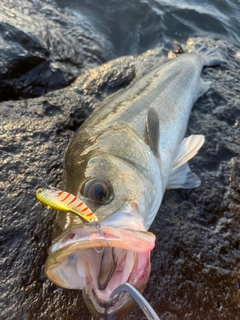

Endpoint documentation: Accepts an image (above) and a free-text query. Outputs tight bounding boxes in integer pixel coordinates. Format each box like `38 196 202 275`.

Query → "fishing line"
94 222 110 248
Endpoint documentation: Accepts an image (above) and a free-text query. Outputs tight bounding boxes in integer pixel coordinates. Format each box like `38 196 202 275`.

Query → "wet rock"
0 0 114 101
0 38 240 320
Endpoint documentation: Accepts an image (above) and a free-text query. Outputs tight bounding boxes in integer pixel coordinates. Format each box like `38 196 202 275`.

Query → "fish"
44 44 225 319
35 188 98 222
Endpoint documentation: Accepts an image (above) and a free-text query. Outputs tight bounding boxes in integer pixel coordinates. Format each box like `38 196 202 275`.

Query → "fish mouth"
45 224 155 318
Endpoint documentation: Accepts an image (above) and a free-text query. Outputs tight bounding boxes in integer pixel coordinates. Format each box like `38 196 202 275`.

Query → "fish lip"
45 224 155 316
84 287 134 319
81 248 151 318
47 224 156 255
91 286 128 309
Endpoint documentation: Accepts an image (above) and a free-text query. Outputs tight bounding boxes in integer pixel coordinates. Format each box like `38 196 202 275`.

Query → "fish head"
76 151 155 228
45 126 161 319
45 225 155 319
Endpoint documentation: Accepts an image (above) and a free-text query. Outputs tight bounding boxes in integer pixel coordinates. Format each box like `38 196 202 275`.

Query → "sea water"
56 0 240 56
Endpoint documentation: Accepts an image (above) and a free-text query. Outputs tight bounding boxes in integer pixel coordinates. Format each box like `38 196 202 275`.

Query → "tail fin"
192 44 226 66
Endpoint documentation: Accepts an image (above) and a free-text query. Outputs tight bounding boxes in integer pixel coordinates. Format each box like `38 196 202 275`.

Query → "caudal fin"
192 44 226 66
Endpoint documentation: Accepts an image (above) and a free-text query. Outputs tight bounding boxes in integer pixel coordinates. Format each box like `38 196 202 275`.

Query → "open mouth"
45 224 155 315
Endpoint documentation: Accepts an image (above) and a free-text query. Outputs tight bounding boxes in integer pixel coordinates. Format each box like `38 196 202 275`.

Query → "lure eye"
80 179 112 204
37 188 44 193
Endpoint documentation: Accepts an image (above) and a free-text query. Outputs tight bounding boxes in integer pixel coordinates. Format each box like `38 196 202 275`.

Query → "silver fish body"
44 46 224 319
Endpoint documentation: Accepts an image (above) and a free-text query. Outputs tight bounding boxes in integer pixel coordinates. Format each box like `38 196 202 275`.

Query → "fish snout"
45 225 155 318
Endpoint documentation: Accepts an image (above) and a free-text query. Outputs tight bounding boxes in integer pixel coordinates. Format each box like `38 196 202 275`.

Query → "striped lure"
36 188 98 222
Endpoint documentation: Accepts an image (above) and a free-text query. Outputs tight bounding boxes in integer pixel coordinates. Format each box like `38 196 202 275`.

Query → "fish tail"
193 44 226 66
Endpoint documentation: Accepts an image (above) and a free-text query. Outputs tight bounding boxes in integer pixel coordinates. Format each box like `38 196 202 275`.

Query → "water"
56 0 240 56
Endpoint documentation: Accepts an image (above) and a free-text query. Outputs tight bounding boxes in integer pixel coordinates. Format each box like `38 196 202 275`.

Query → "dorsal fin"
146 108 160 157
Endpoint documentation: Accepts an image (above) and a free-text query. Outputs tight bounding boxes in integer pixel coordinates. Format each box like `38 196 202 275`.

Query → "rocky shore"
0 2 240 318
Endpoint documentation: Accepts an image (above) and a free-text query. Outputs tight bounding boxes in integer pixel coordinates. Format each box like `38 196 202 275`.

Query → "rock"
0 38 240 319
0 0 115 101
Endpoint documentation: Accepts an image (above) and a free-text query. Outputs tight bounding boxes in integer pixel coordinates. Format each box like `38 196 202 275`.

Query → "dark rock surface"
0 38 240 320
0 0 114 101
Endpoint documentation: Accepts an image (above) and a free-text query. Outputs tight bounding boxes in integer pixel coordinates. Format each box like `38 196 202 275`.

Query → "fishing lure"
1 149 105 240
36 188 98 222
36 188 110 247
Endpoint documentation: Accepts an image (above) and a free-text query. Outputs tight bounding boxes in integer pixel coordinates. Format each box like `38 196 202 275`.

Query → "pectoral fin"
167 134 205 189
167 163 201 189
146 108 160 157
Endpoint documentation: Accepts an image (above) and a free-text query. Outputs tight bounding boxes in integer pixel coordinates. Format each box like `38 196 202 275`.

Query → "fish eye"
80 179 112 204
37 188 44 193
